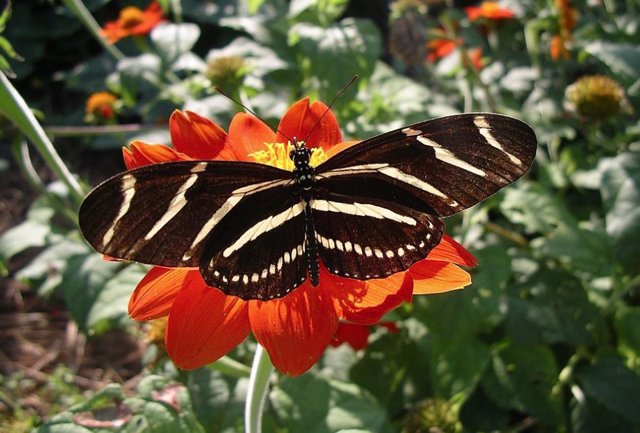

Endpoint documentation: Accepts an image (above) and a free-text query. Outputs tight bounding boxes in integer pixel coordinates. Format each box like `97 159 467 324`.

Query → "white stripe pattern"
474 115 523 166
222 203 305 258
145 173 200 241
102 174 136 246
311 199 417 225
182 178 290 261
416 135 487 177
321 164 458 207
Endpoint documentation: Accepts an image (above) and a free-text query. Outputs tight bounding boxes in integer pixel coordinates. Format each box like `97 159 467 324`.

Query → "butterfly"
79 113 536 300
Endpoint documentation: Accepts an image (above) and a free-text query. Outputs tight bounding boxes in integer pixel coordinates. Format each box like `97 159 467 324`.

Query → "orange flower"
330 321 399 351
551 0 577 61
125 99 477 376
426 38 459 63
101 1 165 44
465 2 515 21
85 91 118 120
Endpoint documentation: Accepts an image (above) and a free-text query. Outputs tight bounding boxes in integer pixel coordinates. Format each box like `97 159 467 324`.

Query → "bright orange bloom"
551 0 577 61
101 1 165 44
86 91 118 120
330 321 399 351
125 99 477 376
466 47 484 70
465 2 515 21
426 38 459 63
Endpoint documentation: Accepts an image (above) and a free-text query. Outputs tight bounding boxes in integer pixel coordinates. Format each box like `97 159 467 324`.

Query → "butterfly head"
289 138 311 168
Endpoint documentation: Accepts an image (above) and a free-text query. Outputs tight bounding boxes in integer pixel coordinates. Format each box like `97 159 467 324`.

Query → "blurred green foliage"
1 0 640 432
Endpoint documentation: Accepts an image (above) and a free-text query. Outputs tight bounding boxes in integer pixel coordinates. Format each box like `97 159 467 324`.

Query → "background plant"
1 0 639 432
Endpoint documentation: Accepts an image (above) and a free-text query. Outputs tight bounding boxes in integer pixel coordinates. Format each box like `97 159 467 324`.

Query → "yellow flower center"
119 6 145 28
248 142 327 170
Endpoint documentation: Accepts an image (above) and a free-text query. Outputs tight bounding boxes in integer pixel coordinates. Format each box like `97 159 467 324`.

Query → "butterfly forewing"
316 113 536 217
79 160 291 269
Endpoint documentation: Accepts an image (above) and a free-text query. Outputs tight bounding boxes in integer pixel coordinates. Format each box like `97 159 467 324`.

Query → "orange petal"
248 283 338 376
410 261 472 295
324 140 360 159
165 278 250 370
327 268 413 324
227 113 276 160
169 110 235 160
276 98 342 151
427 234 477 267
330 322 370 350
123 141 190 169
128 267 194 321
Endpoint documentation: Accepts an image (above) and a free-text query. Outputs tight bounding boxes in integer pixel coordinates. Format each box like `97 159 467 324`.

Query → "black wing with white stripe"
79 160 292 269
316 113 536 217
79 112 537 301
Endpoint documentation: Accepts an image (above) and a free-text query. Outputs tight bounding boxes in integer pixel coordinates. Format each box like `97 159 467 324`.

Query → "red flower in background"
331 321 399 351
465 2 515 21
426 38 460 63
427 38 484 70
85 91 118 120
124 99 477 376
101 1 165 44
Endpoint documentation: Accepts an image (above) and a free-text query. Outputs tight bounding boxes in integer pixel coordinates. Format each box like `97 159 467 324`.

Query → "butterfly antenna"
302 75 358 145
214 86 295 144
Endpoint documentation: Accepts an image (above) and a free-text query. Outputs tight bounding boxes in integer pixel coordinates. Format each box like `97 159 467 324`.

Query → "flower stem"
245 344 274 433
0 72 85 206
62 0 126 61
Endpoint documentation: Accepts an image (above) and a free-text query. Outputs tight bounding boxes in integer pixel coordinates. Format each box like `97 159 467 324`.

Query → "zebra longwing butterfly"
79 113 536 300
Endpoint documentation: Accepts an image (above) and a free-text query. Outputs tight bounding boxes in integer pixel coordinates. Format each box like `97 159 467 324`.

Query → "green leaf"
575 356 640 424
459 386 509 432
186 369 243 433
288 18 381 101
430 336 491 398
15 239 89 296
504 267 606 346
598 152 640 273
289 0 349 25
615 307 640 371
60 253 125 332
85 264 146 332
271 373 391 432
35 424 94 433
571 394 638 433
585 41 640 79
0 219 53 260
482 342 563 424
502 182 613 275
151 23 201 66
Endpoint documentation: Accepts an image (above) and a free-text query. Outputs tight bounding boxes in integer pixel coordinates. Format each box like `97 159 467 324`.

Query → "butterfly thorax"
289 141 320 286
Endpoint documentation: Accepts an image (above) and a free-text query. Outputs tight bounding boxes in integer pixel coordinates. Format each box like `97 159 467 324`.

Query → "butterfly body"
79 113 537 300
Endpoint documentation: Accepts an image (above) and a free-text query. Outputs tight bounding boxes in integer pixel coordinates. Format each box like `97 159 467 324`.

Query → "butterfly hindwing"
310 192 444 280
199 184 308 300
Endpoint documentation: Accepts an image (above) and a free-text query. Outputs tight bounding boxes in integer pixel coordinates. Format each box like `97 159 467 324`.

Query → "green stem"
11 139 45 194
62 0 125 61
209 355 252 378
0 72 85 205
245 344 275 433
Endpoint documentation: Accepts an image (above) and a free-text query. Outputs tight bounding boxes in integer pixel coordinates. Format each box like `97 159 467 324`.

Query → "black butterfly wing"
199 185 309 300
79 160 293 270
310 191 444 280
311 113 536 279
315 113 537 217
